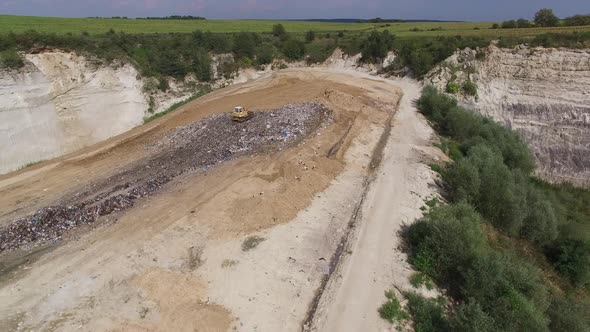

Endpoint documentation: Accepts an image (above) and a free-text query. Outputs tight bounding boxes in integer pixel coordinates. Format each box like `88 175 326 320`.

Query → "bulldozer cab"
232 106 253 122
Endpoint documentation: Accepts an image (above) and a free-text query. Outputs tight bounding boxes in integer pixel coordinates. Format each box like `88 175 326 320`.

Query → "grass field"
381 23 590 38
0 15 377 34
2 15 588 38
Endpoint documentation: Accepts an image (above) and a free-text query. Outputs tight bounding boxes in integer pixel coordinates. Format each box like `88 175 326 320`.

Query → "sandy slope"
308 77 443 331
0 68 441 332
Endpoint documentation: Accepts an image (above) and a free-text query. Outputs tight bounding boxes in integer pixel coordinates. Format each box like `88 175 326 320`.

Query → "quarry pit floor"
0 69 442 332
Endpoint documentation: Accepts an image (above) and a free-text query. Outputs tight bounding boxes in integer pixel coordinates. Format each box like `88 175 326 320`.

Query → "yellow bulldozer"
231 106 253 123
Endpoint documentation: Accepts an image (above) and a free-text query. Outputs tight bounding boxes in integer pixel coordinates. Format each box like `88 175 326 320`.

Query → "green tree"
190 48 212 82
450 301 495 332
305 30 316 43
546 239 590 287
255 44 274 65
517 18 532 28
446 158 480 203
548 297 590 332
233 32 257 59
281 39 305 60
521 185 558 245
407 203 487 288
405 293 450 332
535 8 559 27
412 51 434 78
462 253 550 332
360 30 394 63
501 20 517 29
563 14 590 27
272 24 288 40
463 144 527 235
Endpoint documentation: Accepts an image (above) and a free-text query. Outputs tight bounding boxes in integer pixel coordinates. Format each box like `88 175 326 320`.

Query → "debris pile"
0 103 332 253
0 205 93 251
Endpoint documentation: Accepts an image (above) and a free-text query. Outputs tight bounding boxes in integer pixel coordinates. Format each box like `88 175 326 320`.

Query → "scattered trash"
0 103 333 253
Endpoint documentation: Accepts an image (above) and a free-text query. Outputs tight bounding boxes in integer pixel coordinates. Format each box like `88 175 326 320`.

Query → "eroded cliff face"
426 44 590 187
0 52 147 174
0 51 218 175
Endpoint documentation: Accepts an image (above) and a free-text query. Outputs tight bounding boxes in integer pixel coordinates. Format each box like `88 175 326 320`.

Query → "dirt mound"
0 103 332 253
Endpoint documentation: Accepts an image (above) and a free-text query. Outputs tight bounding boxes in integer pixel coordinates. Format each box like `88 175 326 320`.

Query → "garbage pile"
0 103 333 253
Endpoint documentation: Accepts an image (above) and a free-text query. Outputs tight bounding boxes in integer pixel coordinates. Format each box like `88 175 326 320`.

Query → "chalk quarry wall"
0 52 147 174
426 44 590 187
0 48 396 176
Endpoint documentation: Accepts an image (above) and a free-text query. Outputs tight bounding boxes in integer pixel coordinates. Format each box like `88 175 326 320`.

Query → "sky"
1 0 590 21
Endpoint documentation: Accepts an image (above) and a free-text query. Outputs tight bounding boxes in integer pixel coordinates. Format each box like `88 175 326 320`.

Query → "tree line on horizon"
86 15 206 20
494 8 590 29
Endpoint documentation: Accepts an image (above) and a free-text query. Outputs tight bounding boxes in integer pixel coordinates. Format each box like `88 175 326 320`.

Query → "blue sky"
1 0 589 21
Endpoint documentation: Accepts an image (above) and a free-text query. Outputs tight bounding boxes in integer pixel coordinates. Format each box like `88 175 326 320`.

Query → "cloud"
240 0 257 11
1 0 590 21
177 0 207 12
144 0 159 9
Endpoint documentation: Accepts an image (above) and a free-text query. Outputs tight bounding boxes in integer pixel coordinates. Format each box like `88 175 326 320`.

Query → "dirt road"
308 77 443 332
0 68 441 332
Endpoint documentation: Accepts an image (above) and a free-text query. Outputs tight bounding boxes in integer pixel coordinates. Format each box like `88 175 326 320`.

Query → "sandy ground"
307 77 444 332
0 68 443 331
0 68 448 331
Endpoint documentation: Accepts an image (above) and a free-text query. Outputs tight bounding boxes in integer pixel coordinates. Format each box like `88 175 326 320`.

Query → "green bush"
545 239 590 287
521 185 558 245
0 49 25 69
417 86 457 123
305 30 316 43
360 30 394 63
255 44 274 65
405 293 450 332
408 86 590 332
445 158 480 203
378 290 409 323
233 32 258 59
272 24 287 40
564 14 590 27
158 77 170 91
411 52 435 78
548 297 590 332
418 86 535 173
281 39 305 60
407 203 486 290
410 272 435 290
190 48 212 82
462 81 478 96
192 30 233 53
517 19 532 28
468 145 527 235
446 82 459 94
305 40 337 65
501 20 517 29
450 301 495 332
461 252 550 331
